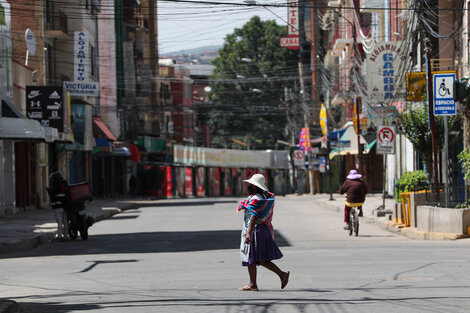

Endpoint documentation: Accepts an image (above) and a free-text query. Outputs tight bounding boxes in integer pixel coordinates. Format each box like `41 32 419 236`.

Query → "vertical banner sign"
0 0 12 104
320 103 328 149
26 86 64 132
433 72 456 116
319 103 328 137
74 31 90 82
299 128 312 151
376 125 396 154
366 42 406 103
287 0 299 36
280 0 299 50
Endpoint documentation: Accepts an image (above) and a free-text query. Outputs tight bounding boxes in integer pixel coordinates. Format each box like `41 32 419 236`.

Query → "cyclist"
339 169 368 230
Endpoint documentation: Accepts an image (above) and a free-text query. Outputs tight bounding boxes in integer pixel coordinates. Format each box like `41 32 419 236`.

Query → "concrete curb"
0 203 139 256
0 233 55 255
380 221 467 240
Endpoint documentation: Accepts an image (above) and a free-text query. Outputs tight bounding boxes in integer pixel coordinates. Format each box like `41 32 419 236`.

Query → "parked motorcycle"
65 182 93 240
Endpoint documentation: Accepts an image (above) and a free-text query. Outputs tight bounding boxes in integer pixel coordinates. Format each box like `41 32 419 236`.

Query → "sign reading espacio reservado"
26 86 64 132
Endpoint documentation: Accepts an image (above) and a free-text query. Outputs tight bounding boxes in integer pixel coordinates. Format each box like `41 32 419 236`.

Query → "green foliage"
208 16 299 149
455 201 470 209
398 104 446 177
458 149 470 181
395 170 429 201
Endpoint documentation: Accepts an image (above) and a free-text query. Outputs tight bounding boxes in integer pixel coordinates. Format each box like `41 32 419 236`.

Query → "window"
45 44 56 85
91 45 98 78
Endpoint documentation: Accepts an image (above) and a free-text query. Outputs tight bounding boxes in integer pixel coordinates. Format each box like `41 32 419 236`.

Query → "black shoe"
358 210 363 217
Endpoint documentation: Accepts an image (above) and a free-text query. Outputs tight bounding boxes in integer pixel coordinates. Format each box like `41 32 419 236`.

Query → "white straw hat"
243 173 268 191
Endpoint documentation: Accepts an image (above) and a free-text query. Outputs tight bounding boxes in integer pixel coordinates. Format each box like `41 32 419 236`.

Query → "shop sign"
74 31 90 82
26 86 64 132
64 81 100 97
366 42 407 103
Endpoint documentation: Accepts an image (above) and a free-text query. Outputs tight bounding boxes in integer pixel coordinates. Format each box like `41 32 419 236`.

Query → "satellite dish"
25 29 37 56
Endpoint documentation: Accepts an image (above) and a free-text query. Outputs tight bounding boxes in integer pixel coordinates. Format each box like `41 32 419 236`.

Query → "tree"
208 16 299 149
399 104 458 180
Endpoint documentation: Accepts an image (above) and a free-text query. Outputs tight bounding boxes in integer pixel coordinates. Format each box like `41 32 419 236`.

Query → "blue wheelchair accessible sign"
433 72 456 116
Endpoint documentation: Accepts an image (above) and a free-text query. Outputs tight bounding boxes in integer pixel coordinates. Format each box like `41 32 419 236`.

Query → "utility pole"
298 62 314 194
424 37 440 191
355 97 363 175
351 20 363 176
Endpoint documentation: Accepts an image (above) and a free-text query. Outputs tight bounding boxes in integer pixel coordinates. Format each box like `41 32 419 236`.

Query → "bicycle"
348 206 360 236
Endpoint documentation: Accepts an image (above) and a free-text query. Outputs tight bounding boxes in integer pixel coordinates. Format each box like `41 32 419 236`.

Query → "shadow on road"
12 290 470 313
1 229 290 259
140 200 238 207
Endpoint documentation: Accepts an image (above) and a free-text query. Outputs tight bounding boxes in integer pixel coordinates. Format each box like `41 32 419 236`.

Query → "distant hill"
161 45 221 65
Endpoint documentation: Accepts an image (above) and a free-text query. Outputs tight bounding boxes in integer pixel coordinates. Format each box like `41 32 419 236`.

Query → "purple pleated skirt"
242 223 283 266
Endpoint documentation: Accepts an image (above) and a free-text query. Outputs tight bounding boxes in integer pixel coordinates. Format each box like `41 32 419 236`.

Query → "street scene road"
2 196 470 313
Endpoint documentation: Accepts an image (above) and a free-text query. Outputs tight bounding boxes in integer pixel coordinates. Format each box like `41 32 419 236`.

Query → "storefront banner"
174 145 272 168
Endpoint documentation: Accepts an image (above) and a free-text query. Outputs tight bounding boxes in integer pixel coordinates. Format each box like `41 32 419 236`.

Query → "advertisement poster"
26 86 64 132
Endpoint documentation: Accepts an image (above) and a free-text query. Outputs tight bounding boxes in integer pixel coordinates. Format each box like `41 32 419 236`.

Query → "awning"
0 117 45 141
93 117 117 141
328 128 346 141
364 139 377 154
329 124 368 159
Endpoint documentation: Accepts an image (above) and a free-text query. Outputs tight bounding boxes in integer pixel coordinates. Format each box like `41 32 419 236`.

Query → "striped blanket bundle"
237 192 275 233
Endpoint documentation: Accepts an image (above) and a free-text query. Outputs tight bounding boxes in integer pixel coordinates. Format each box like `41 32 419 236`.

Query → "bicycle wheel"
354 214 359 236
349 211 354 236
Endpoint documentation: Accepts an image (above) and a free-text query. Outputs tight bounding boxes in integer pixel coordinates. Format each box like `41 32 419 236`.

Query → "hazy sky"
158 0 288 54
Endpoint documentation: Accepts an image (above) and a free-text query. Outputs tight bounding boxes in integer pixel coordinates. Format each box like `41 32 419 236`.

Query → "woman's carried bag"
240 227 250 263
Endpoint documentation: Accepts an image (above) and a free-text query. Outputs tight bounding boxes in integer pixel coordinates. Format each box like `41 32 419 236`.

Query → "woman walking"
237 173 289 291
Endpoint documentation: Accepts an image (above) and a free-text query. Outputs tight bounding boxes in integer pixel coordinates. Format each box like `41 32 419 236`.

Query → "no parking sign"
377 126 395 154
293 149 304 166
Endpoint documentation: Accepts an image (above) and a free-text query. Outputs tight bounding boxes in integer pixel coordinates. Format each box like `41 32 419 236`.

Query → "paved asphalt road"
1 196 470 312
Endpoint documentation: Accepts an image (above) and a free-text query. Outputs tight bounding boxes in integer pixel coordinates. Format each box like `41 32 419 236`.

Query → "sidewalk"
0 198 141 255
310 193 470 240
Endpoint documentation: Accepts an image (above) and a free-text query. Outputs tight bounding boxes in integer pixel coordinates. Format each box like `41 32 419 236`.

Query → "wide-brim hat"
347 169 362 180
243 174 269 191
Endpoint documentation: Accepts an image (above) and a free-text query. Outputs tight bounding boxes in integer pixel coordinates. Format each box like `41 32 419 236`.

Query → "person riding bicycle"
339 169 368 230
